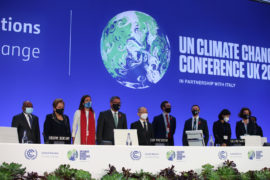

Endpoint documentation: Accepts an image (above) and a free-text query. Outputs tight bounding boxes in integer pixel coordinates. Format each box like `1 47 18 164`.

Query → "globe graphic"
100 11 170 89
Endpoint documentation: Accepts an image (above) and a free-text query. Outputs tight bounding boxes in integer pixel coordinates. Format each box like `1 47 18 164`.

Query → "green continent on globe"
101 11 170 89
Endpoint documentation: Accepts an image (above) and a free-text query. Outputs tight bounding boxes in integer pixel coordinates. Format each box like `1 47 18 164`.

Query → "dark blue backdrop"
0 0 269 145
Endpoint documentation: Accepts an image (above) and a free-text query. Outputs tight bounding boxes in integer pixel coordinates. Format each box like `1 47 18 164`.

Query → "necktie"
166 114 171 138
113 112 118 127
193 118 197 130
143 122 147 131
28 114 33 128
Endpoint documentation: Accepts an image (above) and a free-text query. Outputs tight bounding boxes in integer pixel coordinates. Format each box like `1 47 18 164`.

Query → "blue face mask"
84 101 92 108
25 107 33 114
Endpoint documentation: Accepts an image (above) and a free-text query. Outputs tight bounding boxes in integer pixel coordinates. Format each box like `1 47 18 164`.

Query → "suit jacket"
43 113 71 144
152 114 176 145
213 120 231 145
11 113 40 143
182 117 209 146
96 110 127 144
235 120 256 139
254 123 263 137
131 120 154 146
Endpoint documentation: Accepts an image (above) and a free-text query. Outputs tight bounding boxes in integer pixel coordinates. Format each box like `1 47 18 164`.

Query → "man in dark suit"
11 101 41 143
152 101 176 146
96 96 127 145
131 107 154 145
182 105 209 146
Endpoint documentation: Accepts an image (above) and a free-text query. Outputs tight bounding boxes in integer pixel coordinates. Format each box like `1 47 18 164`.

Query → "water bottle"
22 130 28 143
126 133 132 146
209 135 214 146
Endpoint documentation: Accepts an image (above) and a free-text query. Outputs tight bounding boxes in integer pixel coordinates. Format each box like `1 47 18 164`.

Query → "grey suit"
96 110 127 144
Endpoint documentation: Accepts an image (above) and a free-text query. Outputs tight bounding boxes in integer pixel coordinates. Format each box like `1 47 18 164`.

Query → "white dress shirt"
192 116 199 130
23 113 32 129
242 119 249 134
139 119 148 131
111 109 119 125
162 112 170 137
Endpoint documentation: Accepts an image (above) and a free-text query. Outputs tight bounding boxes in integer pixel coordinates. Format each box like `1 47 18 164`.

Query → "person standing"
152 101 176 146
131 107 154 145
43 99 71 144
11 101 40 143
250 116 263 137
213 109 232 146
236 107 255 139
96 96 127 145
182 105 209 146
72 95 96 145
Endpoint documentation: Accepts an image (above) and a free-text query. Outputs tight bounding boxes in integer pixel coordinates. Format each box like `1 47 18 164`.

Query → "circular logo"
248 151 255 160
67 149 78 161
218 151 228 160
100 11 171 89
166 150 175 161
24 149 38 160
130 151 141 160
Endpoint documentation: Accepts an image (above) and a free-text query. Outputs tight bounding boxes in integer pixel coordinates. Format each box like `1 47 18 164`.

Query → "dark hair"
22 100 33 108
191 105 200 110
110 96 120 102
238 107 251 118
218 109 231 120
79 95 93 112
53 98 64 108
22 101 33 111
160 101 169 110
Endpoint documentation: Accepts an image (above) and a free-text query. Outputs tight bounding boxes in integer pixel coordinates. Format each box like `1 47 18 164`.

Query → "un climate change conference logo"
100 11 171 89
24 149 38 160
67 149 78 161
248 150 263 160
166 150 176 161
248 151 255 160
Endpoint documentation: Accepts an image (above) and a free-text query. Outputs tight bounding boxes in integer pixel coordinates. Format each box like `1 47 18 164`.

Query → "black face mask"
56 109 64 115
112 104 120 111
242 114 250 119
165 108 171 113
192 110 199 116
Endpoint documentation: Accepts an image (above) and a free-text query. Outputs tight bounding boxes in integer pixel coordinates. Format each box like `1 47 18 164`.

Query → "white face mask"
224 117 229 122
140 113 148 120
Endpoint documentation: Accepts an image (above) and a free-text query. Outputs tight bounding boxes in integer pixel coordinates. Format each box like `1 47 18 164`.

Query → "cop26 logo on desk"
218 151 228 160
67 149 78 161
24 149 38 160
100 11 171 89
130 150 141 160
166 150 176 161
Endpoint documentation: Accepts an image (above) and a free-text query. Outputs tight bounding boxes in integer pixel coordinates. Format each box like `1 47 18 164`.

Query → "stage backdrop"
0 0 270 145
